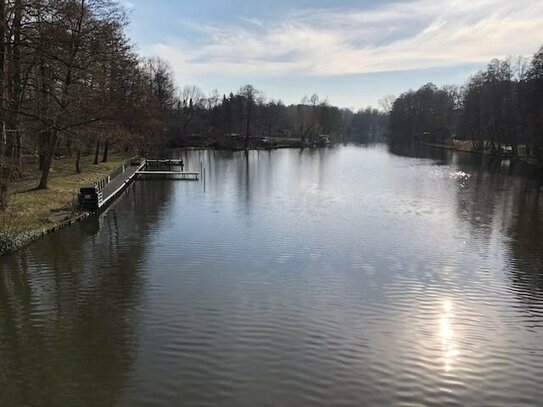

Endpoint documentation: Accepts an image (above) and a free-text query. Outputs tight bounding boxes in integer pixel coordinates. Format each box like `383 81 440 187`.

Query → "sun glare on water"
439 300 459 373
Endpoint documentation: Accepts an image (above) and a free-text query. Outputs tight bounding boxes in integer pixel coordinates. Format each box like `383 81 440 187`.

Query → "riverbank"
0 152 131 255
421 140 542 167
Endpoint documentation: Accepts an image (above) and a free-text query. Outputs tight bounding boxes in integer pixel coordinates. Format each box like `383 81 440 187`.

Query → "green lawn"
2 152 131 234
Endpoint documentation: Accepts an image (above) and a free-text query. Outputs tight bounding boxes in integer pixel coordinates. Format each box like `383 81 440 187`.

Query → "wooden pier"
145 159 185 165
79 157 202 211
136 170 199 180
97 160 146 209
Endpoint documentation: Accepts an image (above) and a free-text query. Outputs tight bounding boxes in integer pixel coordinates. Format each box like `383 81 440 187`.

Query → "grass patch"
1 152 131 235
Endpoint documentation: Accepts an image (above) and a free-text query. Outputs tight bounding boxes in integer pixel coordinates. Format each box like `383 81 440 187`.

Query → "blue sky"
123 0 543 109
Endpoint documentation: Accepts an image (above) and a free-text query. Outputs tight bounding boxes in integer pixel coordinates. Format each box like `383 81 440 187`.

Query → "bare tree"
238 84 260 150
378 95 395 114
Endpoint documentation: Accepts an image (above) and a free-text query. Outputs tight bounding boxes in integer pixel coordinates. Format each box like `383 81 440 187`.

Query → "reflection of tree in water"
507 191 543 298
0 181 174 406
447 150 543 309
454 153 541 235
387 142 451 164
388 143 517 243
244 150 251 210
453 157 514 241
232 148 333 213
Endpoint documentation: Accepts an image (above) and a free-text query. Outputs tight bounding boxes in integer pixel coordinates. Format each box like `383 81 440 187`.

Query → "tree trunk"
0 0 4 93
94 136 100 164
8 0 22 173
36 0 84 190
15 132 21 169
38 130 51 170
0 182 8 211
75 148 81 173
0 1 6 210
38 154 53 189
37 131 58 190
102 137 109 162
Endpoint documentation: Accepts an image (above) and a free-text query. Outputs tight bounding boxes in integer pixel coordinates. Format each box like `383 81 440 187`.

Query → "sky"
123 0 543 110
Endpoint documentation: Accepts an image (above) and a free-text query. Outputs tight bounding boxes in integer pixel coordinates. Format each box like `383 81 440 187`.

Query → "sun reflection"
439 300 459 372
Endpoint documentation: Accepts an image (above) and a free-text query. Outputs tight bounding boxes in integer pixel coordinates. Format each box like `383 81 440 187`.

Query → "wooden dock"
79 157 201 211
136 170 199 180
98 160 146 208
145 159 184 165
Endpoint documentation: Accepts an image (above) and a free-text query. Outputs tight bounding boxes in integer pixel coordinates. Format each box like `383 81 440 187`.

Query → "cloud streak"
151 0 543 81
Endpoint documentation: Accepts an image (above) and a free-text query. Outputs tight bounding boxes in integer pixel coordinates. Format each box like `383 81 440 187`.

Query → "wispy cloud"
152 0 543 82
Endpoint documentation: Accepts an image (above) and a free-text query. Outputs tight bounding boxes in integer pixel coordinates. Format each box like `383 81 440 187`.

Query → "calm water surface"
1 144 543 406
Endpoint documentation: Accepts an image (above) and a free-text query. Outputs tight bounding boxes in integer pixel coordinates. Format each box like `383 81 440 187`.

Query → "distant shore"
420 140 542 168
172 135 305 150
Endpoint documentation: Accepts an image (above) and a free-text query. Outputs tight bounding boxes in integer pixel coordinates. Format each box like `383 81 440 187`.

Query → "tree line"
389 45 543 166
0 0 182 210
166 89 388 149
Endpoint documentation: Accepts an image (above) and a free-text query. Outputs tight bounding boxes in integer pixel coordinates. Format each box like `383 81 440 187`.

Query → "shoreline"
420 141 542 169
0 211 91 256
0 152 132 256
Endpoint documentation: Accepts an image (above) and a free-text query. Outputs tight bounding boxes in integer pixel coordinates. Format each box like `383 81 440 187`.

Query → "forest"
389 46 543 166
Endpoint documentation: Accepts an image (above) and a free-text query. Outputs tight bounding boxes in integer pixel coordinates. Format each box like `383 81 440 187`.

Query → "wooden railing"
94 158 133 192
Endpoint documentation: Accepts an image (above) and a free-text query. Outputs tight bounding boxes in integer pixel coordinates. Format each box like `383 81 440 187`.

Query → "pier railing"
94 158 133 192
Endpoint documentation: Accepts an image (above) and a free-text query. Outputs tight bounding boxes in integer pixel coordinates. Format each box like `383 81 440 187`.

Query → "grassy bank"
1 152 131 255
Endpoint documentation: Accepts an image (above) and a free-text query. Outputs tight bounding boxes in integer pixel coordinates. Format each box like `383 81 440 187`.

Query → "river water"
1 144 543 406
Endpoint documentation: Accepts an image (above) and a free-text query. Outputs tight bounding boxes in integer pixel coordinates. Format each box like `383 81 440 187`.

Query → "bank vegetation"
389 45 543 168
